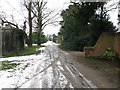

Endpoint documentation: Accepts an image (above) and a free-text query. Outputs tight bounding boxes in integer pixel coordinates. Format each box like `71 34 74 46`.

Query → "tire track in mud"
55 46 97 88
42 45 63 88
14 61 56 89
14 43 97 89
41 44 97 88
15 45 62 88
14 46 57 89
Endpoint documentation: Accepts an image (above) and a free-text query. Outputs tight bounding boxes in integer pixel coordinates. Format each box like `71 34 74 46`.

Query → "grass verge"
85 57 120 74
0 45 44 58
0 45 44 70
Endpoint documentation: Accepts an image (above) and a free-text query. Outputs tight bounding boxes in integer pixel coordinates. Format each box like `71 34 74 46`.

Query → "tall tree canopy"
59 2 116 51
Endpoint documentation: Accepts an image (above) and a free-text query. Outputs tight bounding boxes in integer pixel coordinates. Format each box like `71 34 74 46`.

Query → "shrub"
99 48 119 61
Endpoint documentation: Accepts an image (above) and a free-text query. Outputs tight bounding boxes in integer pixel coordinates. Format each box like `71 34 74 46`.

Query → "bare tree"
23 0 34 47
32 0 59 45
23 0 59 45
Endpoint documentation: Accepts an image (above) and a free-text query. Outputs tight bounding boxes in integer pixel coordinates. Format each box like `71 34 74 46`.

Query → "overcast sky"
0 0 119 35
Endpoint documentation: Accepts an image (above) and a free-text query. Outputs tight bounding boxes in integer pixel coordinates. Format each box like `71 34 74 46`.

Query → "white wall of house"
0 30 2 56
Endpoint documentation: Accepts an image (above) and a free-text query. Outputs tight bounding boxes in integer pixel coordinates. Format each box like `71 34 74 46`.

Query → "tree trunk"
37 21 42 45
37 2 42 46
37 30 42 45
100 4 104 22
28 2 33 47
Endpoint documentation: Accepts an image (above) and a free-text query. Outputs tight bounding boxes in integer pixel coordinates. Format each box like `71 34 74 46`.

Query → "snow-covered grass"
0 41 75 88
0 52 46 89
0 41 53 89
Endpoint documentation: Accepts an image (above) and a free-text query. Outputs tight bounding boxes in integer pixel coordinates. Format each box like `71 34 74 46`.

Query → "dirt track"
18 42 98 88
65 51 119 88
0 41 118 88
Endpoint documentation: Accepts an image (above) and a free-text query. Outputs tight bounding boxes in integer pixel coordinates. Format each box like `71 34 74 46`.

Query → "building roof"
0 26 17 31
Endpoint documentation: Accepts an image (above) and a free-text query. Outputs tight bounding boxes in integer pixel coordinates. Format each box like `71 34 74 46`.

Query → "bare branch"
42 10 54 20
40 1 47 11
23 0 29 10
42 12 59 26
106 5 117 12
42 21 59 30
2 20 19 28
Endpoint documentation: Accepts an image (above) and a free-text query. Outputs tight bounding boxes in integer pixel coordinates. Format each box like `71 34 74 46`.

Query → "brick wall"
114 32 120 57
84 32 120 57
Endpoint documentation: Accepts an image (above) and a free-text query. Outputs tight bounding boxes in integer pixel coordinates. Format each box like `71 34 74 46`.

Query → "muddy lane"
0 41 97 89
18 42 97 88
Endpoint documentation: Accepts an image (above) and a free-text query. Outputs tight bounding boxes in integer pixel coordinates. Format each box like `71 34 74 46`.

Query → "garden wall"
84 32 120 57
114 32 120 56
